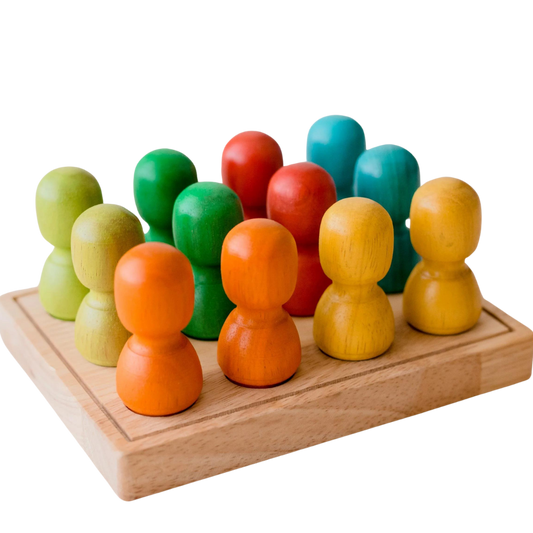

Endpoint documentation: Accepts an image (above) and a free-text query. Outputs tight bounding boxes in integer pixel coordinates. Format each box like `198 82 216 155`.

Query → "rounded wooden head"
221 131 283 212
115 242 194 338
410 177 481 262
134 149 197 229
221 219 297 309
266 162 337 245
173 182 244 266
319 198 393 285
71 204 145 292
36 167 103 248
354 144 420 224
306 115 366 198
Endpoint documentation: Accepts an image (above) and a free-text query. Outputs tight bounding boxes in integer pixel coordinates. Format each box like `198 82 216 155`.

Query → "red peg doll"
267 162 337 316
222 131 283 219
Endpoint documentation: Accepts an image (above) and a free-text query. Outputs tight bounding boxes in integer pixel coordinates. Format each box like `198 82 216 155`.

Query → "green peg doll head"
130 145 200 245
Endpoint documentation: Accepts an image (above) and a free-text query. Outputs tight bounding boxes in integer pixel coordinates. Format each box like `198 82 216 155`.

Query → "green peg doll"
173 182 244 340
134 149 198 245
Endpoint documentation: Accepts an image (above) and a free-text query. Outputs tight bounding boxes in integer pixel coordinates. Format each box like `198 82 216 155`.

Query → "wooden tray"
1 288 532 500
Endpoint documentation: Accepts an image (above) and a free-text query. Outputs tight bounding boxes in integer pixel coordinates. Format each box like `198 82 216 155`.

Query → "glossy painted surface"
266 162 336 316
71 204 145 366
115 242 203 416
134 148 197 245
314 198 394 360
173 182 244 339
354 144 420 293
222 131 283 219
218 219 301 387
36 167 103 320
307 115 365 200
403 177 482 334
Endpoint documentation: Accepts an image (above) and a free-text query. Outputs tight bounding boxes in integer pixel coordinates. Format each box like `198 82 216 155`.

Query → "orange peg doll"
218 219 301 387
115 242 203 416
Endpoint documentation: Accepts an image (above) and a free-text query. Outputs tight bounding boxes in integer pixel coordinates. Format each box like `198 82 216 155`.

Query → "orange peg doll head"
221 218 297 310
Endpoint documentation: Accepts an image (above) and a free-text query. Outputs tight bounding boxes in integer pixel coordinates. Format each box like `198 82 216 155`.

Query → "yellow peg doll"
314 197 395 360
403 177 482 335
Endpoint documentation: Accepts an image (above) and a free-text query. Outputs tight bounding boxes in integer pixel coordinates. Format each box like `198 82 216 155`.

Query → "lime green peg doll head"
134 149 198 245
36 167 103 320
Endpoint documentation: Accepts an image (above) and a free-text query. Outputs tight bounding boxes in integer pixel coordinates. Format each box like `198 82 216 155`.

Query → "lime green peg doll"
36 167 103 320
71 204 145 366
134 149 198 245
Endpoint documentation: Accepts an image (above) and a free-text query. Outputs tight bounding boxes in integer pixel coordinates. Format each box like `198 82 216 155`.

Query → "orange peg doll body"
217 219 301 387
115 242 203 416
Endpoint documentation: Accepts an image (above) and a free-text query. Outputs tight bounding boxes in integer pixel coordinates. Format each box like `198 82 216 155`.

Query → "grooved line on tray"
14 293 131 441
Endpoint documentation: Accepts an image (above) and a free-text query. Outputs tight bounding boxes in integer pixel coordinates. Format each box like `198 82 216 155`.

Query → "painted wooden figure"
307 115 366 200
115 242 203 416
403 177 482 335
71 204 145 366
221 131 283 219
36 167 103 320
354 144 420 293
173 182 244 339
134 148 197 245
266 162 336 316
314 198 395 360
218 219 301 387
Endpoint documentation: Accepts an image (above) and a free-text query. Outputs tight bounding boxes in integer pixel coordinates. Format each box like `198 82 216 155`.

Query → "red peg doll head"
222 131 283 220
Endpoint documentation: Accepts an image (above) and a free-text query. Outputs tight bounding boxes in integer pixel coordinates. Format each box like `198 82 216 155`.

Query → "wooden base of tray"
1 288 532 500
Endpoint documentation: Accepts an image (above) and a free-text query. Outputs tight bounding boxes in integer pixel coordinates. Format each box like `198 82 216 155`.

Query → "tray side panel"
479 339 532 393
0 291 124 495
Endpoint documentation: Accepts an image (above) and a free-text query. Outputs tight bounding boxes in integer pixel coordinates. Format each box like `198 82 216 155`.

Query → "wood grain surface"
1 288 531 500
